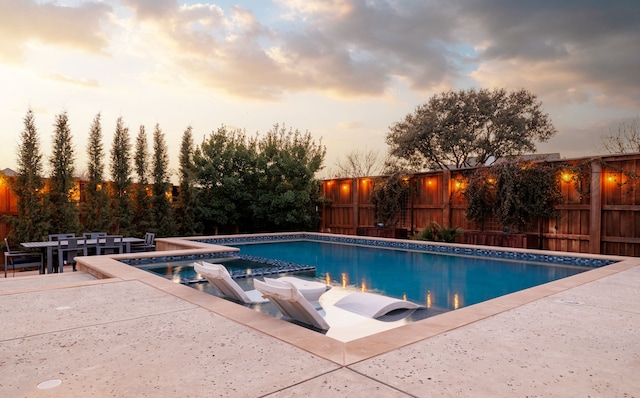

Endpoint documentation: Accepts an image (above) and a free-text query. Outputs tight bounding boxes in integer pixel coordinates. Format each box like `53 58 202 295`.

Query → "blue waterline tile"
121 233 616 271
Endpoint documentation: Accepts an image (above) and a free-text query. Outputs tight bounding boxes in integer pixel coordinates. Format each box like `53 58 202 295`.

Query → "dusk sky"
1 0 638 179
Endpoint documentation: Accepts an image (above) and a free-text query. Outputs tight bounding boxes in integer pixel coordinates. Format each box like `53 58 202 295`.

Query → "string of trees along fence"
5 109 326 244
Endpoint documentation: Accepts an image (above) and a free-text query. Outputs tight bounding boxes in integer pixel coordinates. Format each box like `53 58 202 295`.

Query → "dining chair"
97 235 123 255
4 238 43 277
131 232 156 252
57 237 87 272
82 232 107 255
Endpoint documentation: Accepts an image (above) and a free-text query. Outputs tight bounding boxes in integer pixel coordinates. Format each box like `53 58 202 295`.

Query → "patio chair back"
98 235 123 255
83 232 107 239
144 232 155 248
57 237 87 272
48 233 76 241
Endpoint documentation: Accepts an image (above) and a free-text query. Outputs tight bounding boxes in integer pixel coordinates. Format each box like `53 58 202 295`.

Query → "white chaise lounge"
254 278 331 330
333 292 422 318
193 261 268 304
254 278 424 330
263 276 329 302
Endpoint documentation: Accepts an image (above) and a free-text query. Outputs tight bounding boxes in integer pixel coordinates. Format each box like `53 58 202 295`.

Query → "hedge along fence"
320 153 640 256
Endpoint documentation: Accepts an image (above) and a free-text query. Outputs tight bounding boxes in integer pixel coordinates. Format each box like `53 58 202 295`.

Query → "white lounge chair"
254 279 331 330
193 261 268 304
333 292 422 318
263 276 329 302
255 278 424 330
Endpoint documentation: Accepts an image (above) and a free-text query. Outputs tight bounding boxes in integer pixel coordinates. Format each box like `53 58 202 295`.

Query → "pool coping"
75 233 637 366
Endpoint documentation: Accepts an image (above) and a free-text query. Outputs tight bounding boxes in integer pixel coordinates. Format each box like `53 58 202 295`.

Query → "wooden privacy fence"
320 153 640 257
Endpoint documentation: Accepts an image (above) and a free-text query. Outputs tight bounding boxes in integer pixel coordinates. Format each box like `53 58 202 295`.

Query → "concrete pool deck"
1 245 639 396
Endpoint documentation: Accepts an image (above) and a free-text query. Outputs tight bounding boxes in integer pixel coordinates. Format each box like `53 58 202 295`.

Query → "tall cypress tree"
132 125 152 236
175 126 198 236
109 117 133 235
48 111 79 234
151 123 175 237
83 113 111 232
10 108 49 243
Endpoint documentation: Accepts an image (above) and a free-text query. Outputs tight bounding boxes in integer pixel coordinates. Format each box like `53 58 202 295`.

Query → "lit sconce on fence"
341 183 350 192
453 180 465 192
561 171 574 183
607 174 618 184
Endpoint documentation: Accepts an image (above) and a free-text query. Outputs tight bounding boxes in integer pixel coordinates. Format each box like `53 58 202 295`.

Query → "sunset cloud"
0 0 113 63
1 0 638 177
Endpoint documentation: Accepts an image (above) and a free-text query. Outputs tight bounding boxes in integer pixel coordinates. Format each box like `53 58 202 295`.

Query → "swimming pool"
229 240 588 310
139 237 599 313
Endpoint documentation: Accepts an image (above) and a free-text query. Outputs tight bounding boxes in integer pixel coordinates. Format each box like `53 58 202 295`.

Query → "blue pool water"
227 240 587 311
141 239 591 314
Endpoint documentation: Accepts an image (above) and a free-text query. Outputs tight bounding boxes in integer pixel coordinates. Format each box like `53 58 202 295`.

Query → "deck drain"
56 306 71 311
556 299 584 306
37 379 62 389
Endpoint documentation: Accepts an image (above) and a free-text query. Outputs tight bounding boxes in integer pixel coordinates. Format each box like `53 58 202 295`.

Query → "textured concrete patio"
1 253 639 397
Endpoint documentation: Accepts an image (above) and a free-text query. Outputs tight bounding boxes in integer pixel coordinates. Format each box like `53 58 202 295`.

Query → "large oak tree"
386 88 557 171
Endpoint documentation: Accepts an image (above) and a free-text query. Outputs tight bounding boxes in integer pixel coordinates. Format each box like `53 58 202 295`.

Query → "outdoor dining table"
21 236 145 274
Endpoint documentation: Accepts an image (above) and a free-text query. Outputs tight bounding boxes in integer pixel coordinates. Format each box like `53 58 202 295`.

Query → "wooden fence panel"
321 154 640 256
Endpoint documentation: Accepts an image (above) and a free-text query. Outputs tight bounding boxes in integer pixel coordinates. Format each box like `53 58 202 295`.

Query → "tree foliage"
253 124 326 231
83 113 111 232
109 117 133 235
150 124 175 237
48 111 79 234
132 125 152 236
193 124 325 233
194 126 258 234
464 161 563 232
386 88 557 170
370 173 409 227
463 167 497 231
175 126 199 236
10 109 50 243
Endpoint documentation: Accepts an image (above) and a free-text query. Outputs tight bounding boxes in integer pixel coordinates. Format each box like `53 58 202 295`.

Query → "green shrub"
413 221 462 243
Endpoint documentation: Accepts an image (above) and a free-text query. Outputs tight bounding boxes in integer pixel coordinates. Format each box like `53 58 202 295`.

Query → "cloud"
0 0 113 64
121 0 178 20
8 0 636 111
119 0 466 99
45 72 101 88
463 0 640 109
